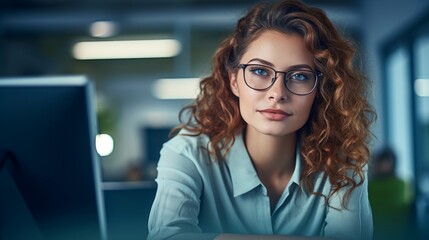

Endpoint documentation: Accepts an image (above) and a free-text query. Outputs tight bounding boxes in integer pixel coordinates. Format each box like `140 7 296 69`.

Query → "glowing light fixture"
153 78 201 99
90 21 118 38
72 39 181 60
96 134 114 157
414 79 429 97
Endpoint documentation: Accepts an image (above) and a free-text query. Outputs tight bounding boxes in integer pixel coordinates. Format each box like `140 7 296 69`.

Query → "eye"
249 67 270 77
289 71 311 81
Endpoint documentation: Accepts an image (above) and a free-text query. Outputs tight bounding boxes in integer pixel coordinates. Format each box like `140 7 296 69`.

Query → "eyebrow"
247 58 275 67
247 58 314 71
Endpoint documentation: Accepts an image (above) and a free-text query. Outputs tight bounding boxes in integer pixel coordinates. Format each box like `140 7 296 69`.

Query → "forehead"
241 30 314 68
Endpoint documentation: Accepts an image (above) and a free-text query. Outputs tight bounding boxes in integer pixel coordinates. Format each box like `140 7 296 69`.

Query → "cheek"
295 95 316 119
236 79 255 103
236 82 261 120
237 90 255 116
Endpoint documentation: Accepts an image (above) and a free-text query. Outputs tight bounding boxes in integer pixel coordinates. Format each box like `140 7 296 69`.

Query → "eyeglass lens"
243 64 317 95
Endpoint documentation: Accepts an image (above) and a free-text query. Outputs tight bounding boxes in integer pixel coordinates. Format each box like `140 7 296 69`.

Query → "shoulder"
155 129 213 188
323 169 373 240
163 128 211 158
158 128 215 173
311 166 369 202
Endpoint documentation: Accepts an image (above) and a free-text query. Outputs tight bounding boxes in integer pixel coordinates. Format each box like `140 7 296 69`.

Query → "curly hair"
176 0 376 208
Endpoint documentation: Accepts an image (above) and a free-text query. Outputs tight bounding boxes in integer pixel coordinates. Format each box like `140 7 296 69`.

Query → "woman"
148 0 376 239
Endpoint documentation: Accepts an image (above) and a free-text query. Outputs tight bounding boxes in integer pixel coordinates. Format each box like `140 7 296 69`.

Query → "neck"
244 126 296 177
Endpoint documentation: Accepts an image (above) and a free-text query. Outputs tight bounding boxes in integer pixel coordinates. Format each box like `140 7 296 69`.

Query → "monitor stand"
0 151 44 240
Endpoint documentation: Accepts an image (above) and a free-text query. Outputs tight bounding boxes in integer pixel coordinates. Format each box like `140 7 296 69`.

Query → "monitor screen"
141 127 172 181
0 76 107 240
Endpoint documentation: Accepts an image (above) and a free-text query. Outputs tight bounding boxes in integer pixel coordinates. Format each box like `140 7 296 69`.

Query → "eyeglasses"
238 64 322 96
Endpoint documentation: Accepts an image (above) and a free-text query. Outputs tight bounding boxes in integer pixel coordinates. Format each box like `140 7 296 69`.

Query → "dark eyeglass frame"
238 63 323 96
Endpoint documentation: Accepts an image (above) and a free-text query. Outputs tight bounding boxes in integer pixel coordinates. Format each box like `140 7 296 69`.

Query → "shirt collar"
225 133 261 197
290 147 302 186
225 133 303 198
291 148 312 197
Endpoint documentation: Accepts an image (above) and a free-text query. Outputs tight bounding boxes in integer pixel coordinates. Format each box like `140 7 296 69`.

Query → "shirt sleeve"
323 172 374 240
147 145 219 240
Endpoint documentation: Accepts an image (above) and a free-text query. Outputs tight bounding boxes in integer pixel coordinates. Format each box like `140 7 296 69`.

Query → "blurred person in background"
369 147 413 240
148 0 376 239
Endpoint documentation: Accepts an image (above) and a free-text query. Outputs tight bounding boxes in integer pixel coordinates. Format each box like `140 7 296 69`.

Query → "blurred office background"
1 0 429 239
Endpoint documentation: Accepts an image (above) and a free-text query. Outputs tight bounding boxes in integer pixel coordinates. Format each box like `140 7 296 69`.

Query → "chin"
257 127 297 137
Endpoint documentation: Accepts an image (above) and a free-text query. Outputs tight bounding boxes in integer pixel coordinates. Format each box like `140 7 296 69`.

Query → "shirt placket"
259 186 273 234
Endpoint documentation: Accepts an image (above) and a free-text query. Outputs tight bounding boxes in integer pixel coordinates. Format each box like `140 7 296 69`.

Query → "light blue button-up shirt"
147 130 373 240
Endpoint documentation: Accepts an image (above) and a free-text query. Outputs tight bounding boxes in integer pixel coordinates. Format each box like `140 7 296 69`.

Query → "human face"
230 30 317 137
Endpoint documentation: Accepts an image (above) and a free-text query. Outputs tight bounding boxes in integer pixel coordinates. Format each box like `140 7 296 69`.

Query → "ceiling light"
90 21 118 38
72 39 181 60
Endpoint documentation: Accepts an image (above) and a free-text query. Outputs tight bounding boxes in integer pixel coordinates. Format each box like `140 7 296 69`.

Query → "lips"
257 109 291 121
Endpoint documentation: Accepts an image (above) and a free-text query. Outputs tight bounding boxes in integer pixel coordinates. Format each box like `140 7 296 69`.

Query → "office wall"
361 0 429 149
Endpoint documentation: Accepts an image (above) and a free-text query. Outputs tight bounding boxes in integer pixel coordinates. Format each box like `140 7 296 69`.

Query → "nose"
267 74 289 102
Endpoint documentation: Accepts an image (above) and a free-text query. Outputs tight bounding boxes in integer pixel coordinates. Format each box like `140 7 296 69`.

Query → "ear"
229 72 240 97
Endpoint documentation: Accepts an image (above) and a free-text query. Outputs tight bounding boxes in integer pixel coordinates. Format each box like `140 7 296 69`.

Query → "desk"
103 181 156 240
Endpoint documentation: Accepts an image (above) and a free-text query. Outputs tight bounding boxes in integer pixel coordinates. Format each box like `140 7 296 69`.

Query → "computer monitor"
0 76 107 240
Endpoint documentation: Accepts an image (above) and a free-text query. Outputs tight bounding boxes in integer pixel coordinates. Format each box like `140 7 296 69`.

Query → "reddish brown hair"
176 0 376 208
